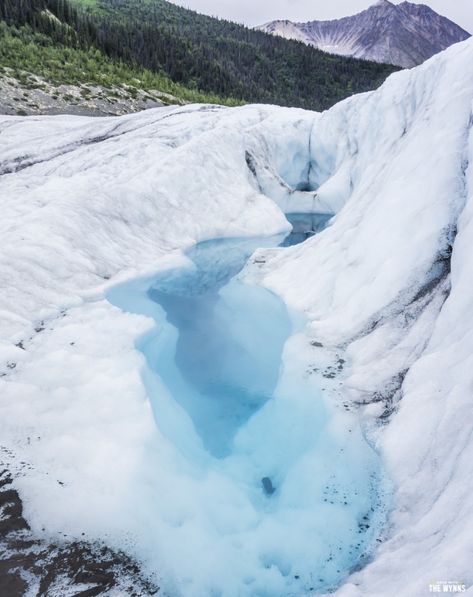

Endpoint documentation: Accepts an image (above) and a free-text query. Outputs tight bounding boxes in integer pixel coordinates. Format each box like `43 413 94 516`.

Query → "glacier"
1 36 473 597
105 230 387 595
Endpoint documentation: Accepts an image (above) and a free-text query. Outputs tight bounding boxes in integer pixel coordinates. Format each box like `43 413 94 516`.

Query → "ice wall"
261 40 473 596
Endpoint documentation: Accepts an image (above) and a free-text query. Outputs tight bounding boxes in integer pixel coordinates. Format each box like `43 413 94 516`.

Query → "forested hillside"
1 0 398 111
0 0 234 109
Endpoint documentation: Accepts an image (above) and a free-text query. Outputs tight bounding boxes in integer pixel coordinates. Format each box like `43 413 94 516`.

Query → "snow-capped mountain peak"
256 1 470 68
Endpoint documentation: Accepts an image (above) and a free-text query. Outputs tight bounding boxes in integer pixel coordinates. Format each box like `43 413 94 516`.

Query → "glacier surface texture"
1 37 473 597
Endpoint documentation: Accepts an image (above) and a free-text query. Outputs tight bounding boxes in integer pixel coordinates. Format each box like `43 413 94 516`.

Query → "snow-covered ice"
1 36 473 597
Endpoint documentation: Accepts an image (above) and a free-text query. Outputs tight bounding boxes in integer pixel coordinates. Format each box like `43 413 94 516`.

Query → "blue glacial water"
279 213 332 247
107 213 387 596
148 237 294 458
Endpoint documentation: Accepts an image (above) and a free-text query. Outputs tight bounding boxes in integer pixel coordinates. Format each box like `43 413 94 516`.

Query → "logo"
429 582 466 593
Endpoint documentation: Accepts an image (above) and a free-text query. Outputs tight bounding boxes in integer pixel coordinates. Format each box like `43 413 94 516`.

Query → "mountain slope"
0 0 399 112
0 3 241 115
257 0 471 68
60 0 398 111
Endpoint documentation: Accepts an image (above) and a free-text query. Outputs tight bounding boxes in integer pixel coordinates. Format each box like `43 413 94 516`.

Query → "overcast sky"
168 0 472 32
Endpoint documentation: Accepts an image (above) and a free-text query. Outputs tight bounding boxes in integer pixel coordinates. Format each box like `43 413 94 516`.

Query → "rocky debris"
0 469 158 597
0 68 181 117
261 477 276 496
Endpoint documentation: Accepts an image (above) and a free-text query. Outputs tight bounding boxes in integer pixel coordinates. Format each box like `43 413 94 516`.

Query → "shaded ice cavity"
282 213 332 247
107 217 386 596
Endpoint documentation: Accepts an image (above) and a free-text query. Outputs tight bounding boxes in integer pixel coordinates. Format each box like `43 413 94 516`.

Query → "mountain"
1 34 473 596
0 0 398 115
257 0 471 68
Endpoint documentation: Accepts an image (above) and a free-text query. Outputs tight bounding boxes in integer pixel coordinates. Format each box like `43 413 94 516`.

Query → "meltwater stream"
107 214 386 597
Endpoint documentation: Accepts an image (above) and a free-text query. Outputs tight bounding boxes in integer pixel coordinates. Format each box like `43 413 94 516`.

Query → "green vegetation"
0 0 399 111
0 23 239 105
68 0 399 110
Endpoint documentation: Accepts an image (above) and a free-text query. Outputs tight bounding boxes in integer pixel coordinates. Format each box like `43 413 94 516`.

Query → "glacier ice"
106 233 387 595
1 37 473 597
